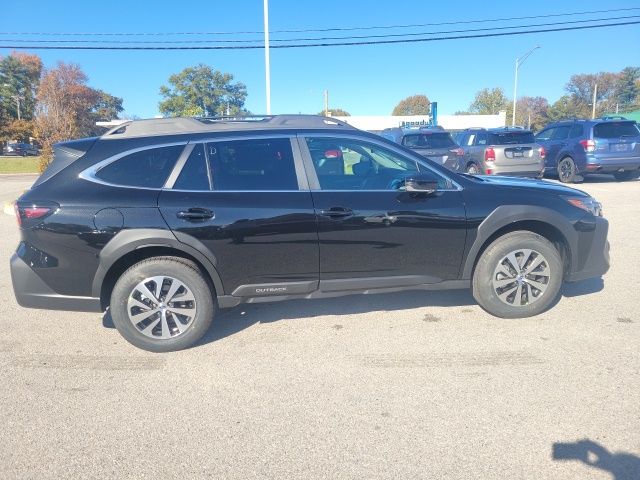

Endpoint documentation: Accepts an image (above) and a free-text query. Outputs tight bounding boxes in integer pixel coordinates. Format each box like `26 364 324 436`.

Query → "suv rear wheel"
110 256 214 352
557 157 577 183
472 231 563 318
466 163 480 175
613 171 639 181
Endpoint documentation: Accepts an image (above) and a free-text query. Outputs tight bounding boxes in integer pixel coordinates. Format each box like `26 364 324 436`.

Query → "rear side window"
173 144 210 191
475 132 488 145
488 131 535 145
593 122 640 139
569 124 583 138
207 138 298 191
96 145 183 188
551 126 570 140
402 133 456 149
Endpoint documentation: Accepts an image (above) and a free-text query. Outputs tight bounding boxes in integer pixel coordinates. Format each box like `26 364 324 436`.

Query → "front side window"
95 144 183 188
206 138 298 191
305 137 448 191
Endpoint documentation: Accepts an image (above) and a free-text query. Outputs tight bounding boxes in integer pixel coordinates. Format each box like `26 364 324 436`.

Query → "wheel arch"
462 206 575 280
92 229 224 310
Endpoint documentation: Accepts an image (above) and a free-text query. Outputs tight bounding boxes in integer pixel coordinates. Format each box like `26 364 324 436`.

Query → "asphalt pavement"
0 174 638 479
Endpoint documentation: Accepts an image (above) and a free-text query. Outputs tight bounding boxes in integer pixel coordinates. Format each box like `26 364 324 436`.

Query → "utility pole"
263 0 271 114
323 89 329 116
591 83 598 119
512 45 540 126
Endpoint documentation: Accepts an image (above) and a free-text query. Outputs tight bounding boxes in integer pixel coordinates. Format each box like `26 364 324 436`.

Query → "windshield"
402 133 456 149
488 131 535 145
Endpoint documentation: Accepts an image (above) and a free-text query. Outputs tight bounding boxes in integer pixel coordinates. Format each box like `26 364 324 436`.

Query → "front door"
298 135 467 290
158 137 319 297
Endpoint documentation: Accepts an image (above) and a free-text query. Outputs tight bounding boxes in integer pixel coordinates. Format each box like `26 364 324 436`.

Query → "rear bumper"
490 170 543 178
566 217 610 282
584 156 640 174
10 253 103 312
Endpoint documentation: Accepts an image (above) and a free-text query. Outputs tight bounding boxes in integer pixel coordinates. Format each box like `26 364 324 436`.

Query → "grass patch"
0 156 40 174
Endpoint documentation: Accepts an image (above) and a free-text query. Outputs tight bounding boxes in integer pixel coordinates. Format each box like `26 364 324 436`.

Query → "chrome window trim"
296 132 464 192
79 141 189 190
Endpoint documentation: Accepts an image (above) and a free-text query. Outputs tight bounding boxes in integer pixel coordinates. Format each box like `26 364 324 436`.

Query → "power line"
0 7 638 36
1 15 637 44
1 20 638 50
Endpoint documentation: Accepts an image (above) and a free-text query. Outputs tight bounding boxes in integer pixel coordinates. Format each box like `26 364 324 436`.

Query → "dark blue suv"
535 117 640 182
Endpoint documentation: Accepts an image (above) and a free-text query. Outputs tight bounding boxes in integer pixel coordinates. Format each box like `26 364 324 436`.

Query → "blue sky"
3 0 639 118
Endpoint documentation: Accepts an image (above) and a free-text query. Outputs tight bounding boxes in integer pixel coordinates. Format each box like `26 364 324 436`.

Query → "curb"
3 201 14 216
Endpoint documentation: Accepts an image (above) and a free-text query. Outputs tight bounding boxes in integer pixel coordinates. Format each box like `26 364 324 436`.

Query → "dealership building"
333 111 507 132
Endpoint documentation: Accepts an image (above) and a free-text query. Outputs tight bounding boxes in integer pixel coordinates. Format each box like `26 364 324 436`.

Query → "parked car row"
2 142 39 157
380 117 640 183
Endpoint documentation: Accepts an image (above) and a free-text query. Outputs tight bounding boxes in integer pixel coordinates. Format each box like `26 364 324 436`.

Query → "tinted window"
402 133 456 149
535 128 555 141
305 137 448 191
569 124 583 138
96 145 183 188
173 144 210 191
488 131 535 145
475 132 488 146
207 138 297 191
593 122 640 139
551 126 570 140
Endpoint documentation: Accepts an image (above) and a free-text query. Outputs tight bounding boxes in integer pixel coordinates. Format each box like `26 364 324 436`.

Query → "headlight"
563 196 603 217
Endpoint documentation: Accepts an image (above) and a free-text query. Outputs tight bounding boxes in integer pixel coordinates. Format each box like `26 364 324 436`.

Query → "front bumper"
565 216 610 282
10 253 102 312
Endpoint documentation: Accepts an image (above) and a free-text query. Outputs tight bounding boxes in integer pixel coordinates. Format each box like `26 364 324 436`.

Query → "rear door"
158 136 319 297
592 121 640 162
544 125 570 169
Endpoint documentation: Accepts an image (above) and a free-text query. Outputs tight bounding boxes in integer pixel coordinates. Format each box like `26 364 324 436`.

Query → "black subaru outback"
11 115 609 351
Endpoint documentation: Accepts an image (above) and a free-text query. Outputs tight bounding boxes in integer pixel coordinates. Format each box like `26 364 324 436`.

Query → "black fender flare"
91 228 224 298
461 205 577 279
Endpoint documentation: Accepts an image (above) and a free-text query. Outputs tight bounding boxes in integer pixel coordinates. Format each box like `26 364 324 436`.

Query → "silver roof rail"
101 114 356 139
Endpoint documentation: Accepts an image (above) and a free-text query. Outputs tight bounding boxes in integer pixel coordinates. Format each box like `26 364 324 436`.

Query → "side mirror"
404 176 438 194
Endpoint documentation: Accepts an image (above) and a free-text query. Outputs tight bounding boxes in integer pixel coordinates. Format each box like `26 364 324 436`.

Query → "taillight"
450 147 464 156
484 147 496 162
15 203 58 227
538 146 546 159
580 139 596 152
14 203 21 227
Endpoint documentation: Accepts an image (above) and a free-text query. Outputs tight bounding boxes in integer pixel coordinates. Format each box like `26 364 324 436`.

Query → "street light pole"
263 0 271 115
512 45 540 126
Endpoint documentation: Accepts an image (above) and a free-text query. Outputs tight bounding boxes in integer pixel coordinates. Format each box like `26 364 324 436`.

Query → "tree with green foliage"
392 95 430 115
318 108 350 116
469 88 510 115
159 65 248 117
0 53 42 122
616 67 640 110
546 95 584 122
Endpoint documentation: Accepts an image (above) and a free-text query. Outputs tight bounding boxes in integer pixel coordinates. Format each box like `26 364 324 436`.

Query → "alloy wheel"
492 249 550 307
126 276 197 339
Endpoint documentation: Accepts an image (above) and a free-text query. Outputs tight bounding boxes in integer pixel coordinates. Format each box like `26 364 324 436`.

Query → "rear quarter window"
488 132 535 145
95 144 183 188
593 122 640 139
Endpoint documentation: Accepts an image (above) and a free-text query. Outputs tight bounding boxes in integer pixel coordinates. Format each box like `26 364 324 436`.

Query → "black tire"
110 256 214 352
466 163 480 175
613 171 638 181
472 231 563 319
557 157 577 183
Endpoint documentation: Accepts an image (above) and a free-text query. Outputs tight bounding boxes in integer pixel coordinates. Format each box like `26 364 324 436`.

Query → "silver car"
380 127 464 172
456 128 545 177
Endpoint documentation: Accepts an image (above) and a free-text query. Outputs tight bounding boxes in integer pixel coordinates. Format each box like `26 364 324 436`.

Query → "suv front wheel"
110 256 214 352
472 231 563 318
